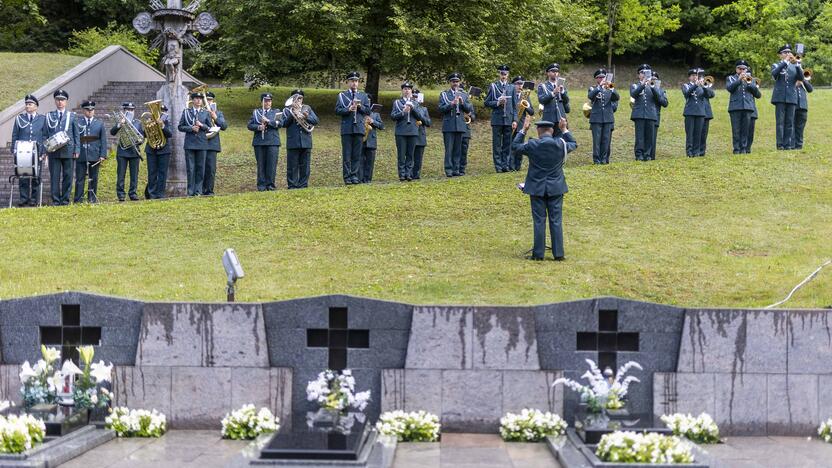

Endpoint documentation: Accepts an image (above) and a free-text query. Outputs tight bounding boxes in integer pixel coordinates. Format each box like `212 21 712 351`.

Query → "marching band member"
512 116 577 261
511 76 534 171
111 102 143 201
45 89 79 205
391 82 423 181
73 100 107 203
726 60 760 154
247 92 284 191
10 94 46 206
651 71 668 161
203 91 228 196
360 97 384 183
144 103 174 199
587 69 618 165
537 63 570 136
682 69 708 157
178 91 213 196
438 72 472 177
794 70 813 150
699 70 715 157
747 67 760 153
283 89 319 189
630 65 660 161
460 108 474 176
771 44 803 150
485 65 516 172
335 71 371 185
412 88 431 180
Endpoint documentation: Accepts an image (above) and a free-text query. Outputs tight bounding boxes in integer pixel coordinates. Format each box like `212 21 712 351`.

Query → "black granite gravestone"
260 413 372 461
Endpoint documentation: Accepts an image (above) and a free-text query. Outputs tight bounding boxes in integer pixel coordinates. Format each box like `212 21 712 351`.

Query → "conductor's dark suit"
512 129 577 259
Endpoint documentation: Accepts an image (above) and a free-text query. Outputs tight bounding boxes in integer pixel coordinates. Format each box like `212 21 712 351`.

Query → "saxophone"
141 100 166 150
515 88 532 122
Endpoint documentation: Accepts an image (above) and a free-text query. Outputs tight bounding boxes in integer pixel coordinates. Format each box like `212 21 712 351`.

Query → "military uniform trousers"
511 135 527 171
74 161 100 203
341 134 363 183
116 155 140 200
633 119 655 161
530 194 564 260
774 103 797 149
729 111 753 153
684 116 705 157
286 148 311 189
413 144 426 179
491 125 512 172
443 132 464 176
19 160 43 205
460 135 470 175
748 117 757 152
203 150 218 195
360 148 376 183
590 123 613 164
700 119 711 156
794 109 808 149
395 135 417 180
48 156 74 205
146 152 170 199
254 145 278 191
184 149 206 196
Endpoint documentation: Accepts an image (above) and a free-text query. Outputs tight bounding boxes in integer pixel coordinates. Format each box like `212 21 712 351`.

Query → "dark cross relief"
40 304 102 363
576 309 639 372
307 307 369 370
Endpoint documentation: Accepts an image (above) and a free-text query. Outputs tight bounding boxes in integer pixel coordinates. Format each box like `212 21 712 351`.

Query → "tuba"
141 100 167 150
284 95 315 133
187 84 209 109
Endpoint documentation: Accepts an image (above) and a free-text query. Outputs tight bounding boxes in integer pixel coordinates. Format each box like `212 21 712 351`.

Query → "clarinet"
455 89 460 115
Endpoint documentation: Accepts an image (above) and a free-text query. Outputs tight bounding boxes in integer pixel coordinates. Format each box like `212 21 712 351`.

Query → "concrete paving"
56 431 832 468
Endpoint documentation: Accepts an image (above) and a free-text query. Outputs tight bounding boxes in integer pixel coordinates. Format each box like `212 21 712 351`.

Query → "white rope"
765 259 832 309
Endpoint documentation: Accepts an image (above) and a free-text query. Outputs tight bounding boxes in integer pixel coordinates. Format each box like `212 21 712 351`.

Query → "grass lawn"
0 85 829 308
0 53 86 109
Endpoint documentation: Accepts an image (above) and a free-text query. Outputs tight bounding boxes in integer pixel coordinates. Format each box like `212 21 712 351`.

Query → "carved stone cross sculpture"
133 0 219 196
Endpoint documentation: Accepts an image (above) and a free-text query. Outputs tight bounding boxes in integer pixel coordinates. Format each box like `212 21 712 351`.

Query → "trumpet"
804 68 813 80
702 76 714 88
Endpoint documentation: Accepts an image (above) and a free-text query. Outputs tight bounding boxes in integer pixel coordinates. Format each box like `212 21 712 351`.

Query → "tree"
63 22 159 64
197 0 601 98
599 0 682 69
691 0 806 79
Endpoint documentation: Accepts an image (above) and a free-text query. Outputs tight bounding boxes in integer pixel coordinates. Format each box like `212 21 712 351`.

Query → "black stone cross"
576 309 639 372
307 307 369 370
40 304 102 363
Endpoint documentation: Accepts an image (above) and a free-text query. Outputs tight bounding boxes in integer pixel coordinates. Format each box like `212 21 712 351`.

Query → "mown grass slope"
0 53 86 109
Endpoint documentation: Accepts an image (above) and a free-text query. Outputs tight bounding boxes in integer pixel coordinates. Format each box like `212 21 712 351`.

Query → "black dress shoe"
16 202 27 207
554 256 566 261
525 255 544 261
129 197 140 201
118 198 125 202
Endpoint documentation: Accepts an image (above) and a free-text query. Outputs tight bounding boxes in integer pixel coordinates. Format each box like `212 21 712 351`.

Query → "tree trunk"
365 59 381 104
606 1 618 70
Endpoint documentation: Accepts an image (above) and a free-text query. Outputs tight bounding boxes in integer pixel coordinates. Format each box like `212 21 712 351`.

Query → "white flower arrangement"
499 409 567 442
105 407 167 438
552 359 642 413
596 431 694 464
71 346 112 411
661 413 720 444
221 404 279 440
0 414 46 454
19 346 62 407
306 369 370 412
819 418 832 443
375 410 440 442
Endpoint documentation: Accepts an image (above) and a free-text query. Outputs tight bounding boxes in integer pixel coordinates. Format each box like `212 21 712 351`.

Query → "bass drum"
14 140 39 177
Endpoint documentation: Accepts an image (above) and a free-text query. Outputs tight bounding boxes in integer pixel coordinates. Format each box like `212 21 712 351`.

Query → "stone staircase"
0 81 170 207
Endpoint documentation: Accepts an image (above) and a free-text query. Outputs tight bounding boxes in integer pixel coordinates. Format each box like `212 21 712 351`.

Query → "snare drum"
14 141 39 177
45 131 70 153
